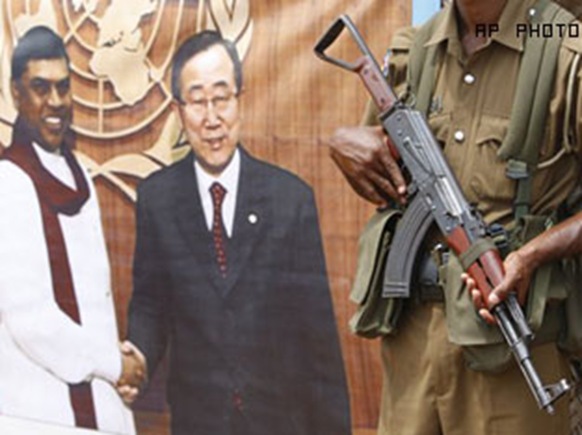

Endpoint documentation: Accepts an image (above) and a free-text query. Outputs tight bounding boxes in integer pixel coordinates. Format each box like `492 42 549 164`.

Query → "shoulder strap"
499 0 574 163
406 12 443 114
500 0 576 220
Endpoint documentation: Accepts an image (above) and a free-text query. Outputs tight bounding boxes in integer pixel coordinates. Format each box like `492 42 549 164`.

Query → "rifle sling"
458 238 498 271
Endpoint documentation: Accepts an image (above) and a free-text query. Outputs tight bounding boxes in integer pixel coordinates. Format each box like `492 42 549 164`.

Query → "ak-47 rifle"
314 15 571 413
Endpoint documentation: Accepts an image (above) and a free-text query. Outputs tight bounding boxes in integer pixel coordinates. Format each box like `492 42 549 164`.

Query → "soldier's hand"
329 125 407 206
463 250 533 324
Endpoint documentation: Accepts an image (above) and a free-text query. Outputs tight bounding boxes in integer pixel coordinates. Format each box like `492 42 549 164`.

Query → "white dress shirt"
33 142 76 189
0 144 135 434
194 148 240 237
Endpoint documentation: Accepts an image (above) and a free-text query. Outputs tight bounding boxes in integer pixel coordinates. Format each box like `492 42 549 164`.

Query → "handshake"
116 340 147 405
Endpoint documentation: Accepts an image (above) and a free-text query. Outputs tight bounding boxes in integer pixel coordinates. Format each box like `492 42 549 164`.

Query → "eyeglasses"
180 91 237 116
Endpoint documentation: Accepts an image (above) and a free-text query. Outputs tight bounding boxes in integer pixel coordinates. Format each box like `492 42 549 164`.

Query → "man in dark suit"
125 31 351 435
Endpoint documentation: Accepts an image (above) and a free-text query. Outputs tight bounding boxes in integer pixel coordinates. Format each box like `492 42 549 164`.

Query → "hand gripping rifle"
314 15 570 413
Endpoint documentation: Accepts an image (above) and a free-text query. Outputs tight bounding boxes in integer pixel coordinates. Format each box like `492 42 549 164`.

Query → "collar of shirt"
194 147 240 238
32 142 76 190
425 0 536 56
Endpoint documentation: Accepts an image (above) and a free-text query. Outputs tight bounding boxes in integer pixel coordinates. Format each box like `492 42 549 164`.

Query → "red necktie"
210 182 228 277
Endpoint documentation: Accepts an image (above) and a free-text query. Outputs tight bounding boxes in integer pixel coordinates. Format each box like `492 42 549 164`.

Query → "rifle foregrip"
446 227 504 302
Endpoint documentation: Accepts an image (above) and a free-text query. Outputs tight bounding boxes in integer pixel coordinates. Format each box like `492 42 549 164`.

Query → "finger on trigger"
367 170 398 200
350 177 387 205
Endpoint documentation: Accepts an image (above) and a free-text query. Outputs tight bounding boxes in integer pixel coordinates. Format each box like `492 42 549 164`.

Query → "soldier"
330 0 582 434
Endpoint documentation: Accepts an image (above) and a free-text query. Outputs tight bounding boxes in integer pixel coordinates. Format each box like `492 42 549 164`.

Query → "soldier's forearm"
519 211 582 270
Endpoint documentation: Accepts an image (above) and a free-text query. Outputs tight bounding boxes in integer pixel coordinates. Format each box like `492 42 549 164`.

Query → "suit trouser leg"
377 302 570 435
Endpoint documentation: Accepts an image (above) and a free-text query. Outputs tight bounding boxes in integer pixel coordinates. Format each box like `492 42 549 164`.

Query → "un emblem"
0 0 253 200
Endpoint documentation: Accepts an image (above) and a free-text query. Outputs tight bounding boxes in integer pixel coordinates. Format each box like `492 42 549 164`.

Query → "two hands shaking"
117 340 147 405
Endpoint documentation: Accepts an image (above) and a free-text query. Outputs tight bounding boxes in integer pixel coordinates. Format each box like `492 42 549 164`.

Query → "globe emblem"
1 0 252 199
60 0 178 140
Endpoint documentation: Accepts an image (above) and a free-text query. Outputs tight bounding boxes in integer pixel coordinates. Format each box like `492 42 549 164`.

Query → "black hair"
11 26 70 82
171 30 242 102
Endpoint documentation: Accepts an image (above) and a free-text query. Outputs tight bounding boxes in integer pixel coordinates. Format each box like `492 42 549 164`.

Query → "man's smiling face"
11 57 72 153
173 43 241 176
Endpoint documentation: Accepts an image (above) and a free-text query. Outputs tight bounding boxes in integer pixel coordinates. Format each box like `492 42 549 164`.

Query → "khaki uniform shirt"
366 0 582 226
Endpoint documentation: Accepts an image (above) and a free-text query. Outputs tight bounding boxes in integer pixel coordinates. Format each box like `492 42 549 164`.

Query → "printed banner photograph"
1 1 582 435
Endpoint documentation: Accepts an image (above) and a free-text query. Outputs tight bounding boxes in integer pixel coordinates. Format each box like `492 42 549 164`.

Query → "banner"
0 1 412 433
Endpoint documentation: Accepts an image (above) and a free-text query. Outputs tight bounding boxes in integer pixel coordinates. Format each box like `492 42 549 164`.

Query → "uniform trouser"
377 302 570 435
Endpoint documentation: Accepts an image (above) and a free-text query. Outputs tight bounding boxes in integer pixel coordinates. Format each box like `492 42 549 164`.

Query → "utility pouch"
444 214 567 372
349 209 404 338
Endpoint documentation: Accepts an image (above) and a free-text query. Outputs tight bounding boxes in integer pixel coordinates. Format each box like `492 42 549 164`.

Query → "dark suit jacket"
128 147 351 435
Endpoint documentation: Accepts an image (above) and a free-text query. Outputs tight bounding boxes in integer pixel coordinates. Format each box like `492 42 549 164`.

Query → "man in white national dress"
0 26 140 434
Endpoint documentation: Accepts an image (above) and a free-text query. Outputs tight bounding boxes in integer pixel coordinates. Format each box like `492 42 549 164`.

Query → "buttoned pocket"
475 115 509 145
